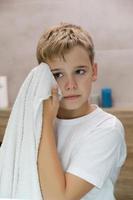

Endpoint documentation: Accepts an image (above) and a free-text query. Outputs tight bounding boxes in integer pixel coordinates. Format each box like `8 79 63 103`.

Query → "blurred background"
0 1 133 199
0 0 133 107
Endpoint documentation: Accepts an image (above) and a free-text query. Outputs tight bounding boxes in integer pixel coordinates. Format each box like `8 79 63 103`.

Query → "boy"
37 23 126 200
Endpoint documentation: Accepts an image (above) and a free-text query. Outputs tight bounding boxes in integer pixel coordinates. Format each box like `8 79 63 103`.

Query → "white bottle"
0 76 9 109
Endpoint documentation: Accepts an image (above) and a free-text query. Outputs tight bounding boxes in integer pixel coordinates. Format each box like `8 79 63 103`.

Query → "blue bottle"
101 88 112 108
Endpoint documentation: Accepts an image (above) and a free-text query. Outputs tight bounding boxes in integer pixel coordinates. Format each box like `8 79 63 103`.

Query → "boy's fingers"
52 87 59 101
52 87 58 95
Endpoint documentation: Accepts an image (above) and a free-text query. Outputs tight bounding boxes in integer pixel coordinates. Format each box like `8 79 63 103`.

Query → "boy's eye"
75 69 86 75
53 72 63 79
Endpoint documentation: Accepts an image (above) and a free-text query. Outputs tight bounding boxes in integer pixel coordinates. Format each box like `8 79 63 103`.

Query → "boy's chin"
59 103 81 111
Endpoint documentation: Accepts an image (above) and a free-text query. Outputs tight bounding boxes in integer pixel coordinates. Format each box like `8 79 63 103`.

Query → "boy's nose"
65 77 78 90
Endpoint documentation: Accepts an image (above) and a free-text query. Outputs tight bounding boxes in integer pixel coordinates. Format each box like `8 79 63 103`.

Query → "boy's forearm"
37 121 66 200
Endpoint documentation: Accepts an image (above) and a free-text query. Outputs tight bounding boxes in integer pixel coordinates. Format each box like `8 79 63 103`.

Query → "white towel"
0 63 62 199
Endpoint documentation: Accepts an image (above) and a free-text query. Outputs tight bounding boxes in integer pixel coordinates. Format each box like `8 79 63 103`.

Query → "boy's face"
48 46 97 117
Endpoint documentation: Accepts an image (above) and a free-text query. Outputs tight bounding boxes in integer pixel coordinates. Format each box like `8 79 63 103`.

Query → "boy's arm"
37 120 65 199
37 120 94 200
37 88 94 200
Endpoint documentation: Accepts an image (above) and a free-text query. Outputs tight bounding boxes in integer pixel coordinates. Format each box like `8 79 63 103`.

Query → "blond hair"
36 23 95 65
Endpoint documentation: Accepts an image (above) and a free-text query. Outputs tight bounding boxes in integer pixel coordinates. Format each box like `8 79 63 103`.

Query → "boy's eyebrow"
51 68 61 72
75 65 88 69
51 65 88 72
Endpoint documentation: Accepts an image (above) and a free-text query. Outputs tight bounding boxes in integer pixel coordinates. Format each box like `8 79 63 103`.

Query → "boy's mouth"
64 95 81 100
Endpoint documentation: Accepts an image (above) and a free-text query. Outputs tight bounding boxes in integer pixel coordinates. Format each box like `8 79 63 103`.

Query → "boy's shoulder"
96 107 123 127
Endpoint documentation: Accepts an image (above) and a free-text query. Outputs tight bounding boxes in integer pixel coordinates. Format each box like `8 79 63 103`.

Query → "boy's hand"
42 86 60 125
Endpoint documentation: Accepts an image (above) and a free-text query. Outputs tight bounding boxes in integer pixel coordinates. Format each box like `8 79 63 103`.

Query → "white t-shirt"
55 105 127 200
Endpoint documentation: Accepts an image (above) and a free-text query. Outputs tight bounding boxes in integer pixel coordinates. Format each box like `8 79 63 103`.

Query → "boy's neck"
57 103 95 120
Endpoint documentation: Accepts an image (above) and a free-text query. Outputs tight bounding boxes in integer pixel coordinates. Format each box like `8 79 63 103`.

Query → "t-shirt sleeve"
66 118 126 188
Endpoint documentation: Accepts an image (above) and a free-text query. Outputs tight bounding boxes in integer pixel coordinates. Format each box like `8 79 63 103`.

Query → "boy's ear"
92 62 97 81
